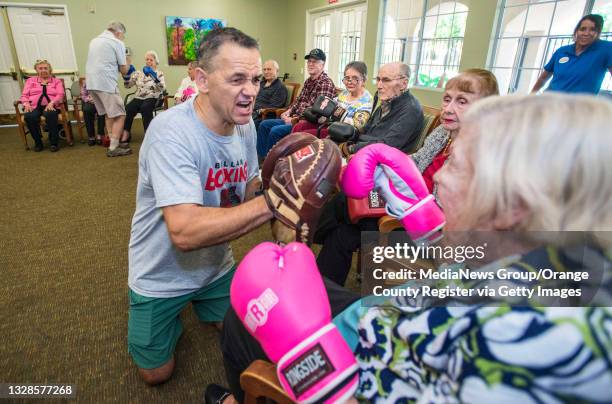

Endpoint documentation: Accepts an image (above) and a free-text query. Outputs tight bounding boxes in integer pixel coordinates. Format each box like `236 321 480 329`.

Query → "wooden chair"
14 77 74 150
259 82 301 120
68 77 89 142
241 360 293 404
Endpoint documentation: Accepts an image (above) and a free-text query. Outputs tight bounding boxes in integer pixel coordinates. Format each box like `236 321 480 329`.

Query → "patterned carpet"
0 122 275 402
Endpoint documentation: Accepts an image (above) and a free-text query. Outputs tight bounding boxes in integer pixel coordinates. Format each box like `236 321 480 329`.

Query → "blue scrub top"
544 39 612 94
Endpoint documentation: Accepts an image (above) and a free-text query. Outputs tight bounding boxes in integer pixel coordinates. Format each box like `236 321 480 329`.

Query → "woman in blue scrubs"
531 14 612 94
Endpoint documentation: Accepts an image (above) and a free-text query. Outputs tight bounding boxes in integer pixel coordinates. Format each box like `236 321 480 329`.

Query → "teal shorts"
127 268 235 369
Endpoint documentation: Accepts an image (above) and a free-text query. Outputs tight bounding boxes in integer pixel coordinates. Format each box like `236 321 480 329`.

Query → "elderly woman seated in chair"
121 50 165 146
209 93 612 403
315 69 500 287
291 61 373 139
19 59 65 152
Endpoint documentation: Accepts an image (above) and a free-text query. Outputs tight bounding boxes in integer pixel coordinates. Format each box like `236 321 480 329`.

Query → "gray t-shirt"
128 97 259 298
85 30 126 93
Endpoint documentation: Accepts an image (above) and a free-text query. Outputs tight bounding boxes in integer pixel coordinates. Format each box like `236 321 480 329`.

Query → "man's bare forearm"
164 196 272 251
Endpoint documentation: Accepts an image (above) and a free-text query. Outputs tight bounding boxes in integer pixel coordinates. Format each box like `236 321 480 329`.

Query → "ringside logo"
368 190 385 208
281 344 334 397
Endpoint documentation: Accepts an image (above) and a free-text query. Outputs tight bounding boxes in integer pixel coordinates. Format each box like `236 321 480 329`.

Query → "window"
488 0 612 94
378 0 470 88
309 5 367 85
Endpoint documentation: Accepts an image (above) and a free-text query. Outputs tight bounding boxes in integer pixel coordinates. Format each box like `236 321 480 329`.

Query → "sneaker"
34 144 43 152
107 147 132 157
96 136 103 145
88 138 96 146
118 142 130 149
50 145 59 152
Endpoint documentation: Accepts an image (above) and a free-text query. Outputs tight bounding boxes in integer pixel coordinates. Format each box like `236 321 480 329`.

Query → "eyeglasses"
374 75 406 84
35 59 50 65
342 76 362 83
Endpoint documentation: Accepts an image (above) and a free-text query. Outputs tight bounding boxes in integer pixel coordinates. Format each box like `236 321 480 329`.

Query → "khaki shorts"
89 89 125 118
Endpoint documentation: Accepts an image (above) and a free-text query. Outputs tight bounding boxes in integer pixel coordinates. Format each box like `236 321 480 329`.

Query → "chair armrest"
378 215 402 234
124 91 136 106
259 107 291 120
14 100 24 115
240 360 292 404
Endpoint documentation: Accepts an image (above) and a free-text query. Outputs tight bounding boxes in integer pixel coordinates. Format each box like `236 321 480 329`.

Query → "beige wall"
6 0 287 97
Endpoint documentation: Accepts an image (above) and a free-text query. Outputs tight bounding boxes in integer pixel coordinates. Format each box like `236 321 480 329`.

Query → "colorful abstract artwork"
165 16 226 65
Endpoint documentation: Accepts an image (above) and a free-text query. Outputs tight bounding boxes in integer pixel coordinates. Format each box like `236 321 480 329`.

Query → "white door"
309 4 367 86
0 12 21 115
6 5 78 95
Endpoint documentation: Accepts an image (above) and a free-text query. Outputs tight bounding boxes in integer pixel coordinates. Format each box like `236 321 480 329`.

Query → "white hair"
107 21 126 34
459 93 612 244
265 60 279 71
145 50 159 65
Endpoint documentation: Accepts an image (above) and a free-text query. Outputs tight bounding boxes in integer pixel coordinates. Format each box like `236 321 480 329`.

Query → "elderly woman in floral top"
215 93 612 404
19 59 65 152
121 50 165 145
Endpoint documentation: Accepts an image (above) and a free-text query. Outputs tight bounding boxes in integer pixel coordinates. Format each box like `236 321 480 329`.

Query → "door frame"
305 0 368 81
0 2 78 87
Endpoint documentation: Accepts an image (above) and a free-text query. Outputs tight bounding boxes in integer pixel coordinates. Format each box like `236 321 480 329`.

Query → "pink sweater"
19 76 65 108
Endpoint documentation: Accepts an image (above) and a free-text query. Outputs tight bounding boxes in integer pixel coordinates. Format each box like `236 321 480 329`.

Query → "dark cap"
304 48 326 62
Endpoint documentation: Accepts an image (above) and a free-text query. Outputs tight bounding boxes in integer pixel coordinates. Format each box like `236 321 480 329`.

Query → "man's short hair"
197 27 259 72
107 21 126 34
398 63 410 79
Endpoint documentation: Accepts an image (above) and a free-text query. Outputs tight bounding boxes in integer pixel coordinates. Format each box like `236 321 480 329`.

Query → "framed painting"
165 16 226 65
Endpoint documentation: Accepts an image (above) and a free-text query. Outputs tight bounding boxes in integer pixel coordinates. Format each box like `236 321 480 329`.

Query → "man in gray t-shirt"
127 28 274 385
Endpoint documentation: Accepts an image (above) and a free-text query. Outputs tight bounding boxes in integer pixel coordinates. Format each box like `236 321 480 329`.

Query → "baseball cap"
304 49 326 62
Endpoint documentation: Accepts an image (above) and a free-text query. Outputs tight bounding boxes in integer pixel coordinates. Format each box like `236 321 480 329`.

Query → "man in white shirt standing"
86 21 134 157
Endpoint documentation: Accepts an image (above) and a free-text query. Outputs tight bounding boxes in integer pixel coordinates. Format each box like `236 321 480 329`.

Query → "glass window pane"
524 2 555 34
385 0 400 19
495 37 521 67
592 0 612 32
422 15 438 38
493 67 514 94
399 0 424 19
451 11 468 36
550 0 587 35
426 0 444 16
500 5 528 37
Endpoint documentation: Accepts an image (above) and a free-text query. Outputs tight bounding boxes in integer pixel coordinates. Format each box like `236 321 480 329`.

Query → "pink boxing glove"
230 242 358 403
181 86 196 102
342 143 445 243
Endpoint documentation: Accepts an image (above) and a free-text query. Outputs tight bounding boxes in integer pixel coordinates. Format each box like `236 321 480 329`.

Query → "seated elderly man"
256 49 335 158
336 62 423 156
252 60 288 130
